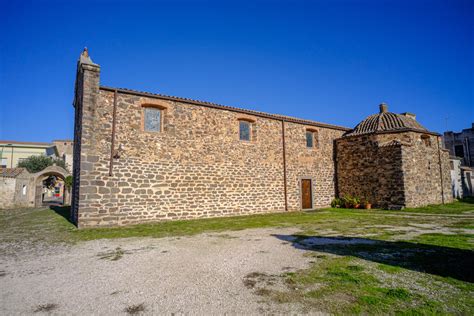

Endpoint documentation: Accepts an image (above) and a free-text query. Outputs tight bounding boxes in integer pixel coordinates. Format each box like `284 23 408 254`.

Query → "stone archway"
32 166 70 207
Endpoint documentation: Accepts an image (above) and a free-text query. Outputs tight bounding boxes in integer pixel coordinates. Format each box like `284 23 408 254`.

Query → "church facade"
71 49 452 227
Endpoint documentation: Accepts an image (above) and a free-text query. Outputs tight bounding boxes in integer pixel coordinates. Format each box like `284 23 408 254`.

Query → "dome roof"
345 103 428 136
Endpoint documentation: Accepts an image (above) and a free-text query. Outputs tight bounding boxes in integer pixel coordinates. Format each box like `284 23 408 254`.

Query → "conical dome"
345 103 428 136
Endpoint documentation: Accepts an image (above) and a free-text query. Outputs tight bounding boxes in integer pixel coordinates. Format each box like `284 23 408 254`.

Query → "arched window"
306 129 319 148
142 103 167 133
421 134 431 147
239 120 251 141
237 116 256 141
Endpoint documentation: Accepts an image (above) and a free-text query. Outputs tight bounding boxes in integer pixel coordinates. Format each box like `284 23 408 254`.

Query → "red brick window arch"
306 128 319 148
141 103 167 133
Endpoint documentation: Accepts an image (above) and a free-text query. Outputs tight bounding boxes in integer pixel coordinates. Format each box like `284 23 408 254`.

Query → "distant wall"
0 177 16 209
450 158 463 199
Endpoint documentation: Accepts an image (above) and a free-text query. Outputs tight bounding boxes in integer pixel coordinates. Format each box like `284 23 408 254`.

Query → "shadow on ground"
49 205 74 225
273 234 474 283
461 197 474 204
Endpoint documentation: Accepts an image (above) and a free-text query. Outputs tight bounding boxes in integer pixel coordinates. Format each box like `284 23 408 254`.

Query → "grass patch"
1 199 472 245
377 263 402 274
266 257 423 314
414 233 474 250
261 256 472 314
400 197 474 214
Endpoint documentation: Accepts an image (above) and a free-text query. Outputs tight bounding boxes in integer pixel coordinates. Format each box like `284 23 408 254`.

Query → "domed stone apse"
335 103 452 209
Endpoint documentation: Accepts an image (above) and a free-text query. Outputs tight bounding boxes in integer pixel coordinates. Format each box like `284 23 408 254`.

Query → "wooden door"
301 179 312 209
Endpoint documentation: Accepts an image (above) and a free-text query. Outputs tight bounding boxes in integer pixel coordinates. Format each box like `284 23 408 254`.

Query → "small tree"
17 155 68 173
65 175 73 192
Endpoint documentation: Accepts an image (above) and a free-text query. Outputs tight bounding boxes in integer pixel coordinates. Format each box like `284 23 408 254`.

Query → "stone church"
71 49 452 227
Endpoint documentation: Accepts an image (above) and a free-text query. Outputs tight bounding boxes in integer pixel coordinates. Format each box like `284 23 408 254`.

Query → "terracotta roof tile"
1 168 26 178
345 111 431 136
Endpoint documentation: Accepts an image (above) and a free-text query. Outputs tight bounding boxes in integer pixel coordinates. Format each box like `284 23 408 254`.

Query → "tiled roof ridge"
345 111 432 137
100 86 350 131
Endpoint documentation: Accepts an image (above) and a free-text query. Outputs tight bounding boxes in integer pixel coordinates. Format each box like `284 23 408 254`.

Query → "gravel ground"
0 227 314 315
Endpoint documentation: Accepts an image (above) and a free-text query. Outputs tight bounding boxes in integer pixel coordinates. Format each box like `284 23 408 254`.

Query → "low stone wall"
0 177 16 209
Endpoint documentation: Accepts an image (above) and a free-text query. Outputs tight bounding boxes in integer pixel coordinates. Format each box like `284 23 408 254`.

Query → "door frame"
299 177 314 210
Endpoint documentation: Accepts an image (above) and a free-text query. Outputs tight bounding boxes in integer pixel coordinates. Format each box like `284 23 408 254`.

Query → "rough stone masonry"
71 49 452 227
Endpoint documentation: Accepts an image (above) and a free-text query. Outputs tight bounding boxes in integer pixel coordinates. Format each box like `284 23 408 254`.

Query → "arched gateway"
32 165 70 207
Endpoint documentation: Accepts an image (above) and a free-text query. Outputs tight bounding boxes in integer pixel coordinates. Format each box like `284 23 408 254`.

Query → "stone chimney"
379 103 388 113
401 112 416 120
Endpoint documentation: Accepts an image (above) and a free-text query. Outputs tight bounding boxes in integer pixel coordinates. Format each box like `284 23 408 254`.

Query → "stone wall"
0 171 31 209
0 177 16 209
336 134 405 208
72 57 345 227
75 89 344 227
285 123 343 209
336 131 453 208
13 173 32 208
72 50 453 226
71 57 101 224
53 140 74 172
402 134 453 207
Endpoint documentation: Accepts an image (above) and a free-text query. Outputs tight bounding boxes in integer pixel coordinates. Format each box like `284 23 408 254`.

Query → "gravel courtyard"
1 204 473 315
1 227 312 315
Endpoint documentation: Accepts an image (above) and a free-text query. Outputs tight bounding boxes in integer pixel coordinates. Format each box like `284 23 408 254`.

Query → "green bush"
331 197 343 208
17 155 68 173
65 175 73 191
332 195 362 209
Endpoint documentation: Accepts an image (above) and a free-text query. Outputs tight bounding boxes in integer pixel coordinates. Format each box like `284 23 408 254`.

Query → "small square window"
144 107 161 132
239 121 251 141
306 131 314 148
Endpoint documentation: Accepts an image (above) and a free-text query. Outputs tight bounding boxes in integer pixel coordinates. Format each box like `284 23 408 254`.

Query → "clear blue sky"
0 0 472 142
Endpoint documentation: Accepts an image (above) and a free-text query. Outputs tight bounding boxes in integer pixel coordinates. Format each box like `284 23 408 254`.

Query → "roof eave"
342 128 441 138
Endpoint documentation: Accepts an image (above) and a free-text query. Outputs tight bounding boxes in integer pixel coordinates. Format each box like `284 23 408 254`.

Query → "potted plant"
342 195 352 208
331 197 342 208
362 198 372 209
354 196 361 209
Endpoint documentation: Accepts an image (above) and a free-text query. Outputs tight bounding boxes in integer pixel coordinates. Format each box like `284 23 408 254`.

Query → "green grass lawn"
1 198 473 243
1 198 473 314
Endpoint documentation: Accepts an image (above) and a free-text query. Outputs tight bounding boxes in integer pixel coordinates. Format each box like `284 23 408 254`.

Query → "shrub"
65 175 73 191
332 195 365 209
17 155 68 173
331 198 343 208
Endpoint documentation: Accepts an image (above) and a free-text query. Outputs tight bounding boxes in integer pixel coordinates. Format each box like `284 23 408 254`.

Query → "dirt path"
0 228 313 315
